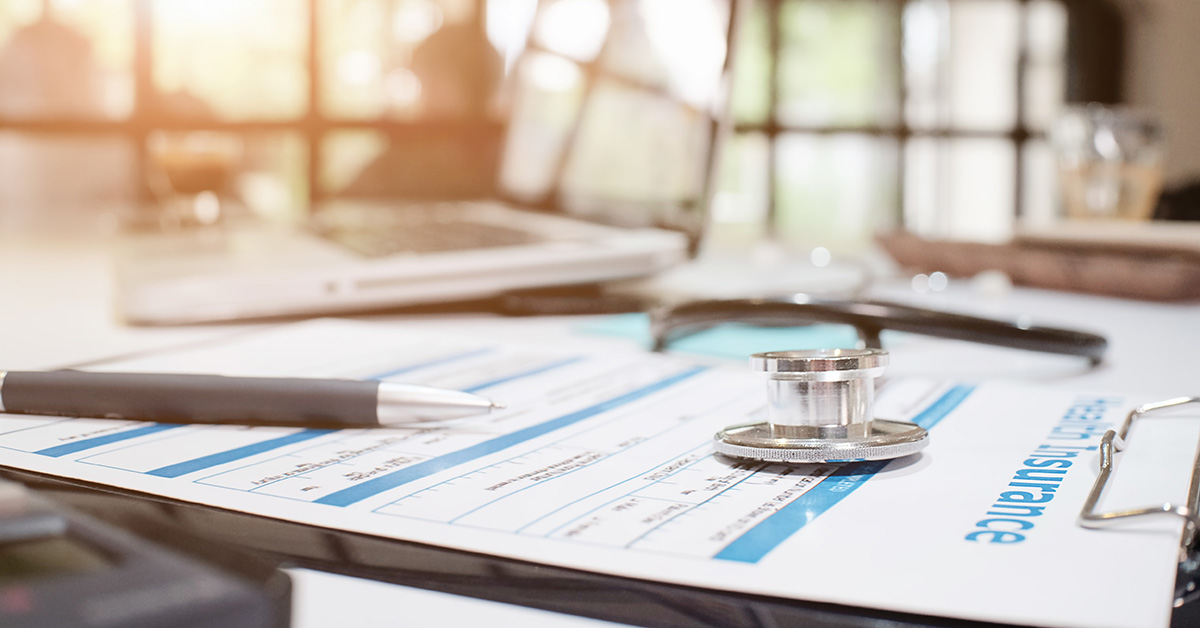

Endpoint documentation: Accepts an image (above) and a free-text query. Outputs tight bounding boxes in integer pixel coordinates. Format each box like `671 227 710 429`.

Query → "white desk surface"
3 232 1199 627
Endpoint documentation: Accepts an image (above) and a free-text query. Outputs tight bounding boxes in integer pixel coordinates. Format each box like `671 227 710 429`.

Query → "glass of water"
1052 103 1165 221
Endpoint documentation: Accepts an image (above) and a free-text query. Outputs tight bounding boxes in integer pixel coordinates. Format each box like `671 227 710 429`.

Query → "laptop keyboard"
313 206 543 258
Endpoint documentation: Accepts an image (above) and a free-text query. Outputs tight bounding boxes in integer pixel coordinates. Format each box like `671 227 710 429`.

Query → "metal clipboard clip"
1078 397 1200 605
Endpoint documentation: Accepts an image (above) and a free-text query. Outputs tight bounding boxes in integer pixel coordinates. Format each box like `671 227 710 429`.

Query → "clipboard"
0 320 1192 628
6 466 1200 628
1078 398 1200 615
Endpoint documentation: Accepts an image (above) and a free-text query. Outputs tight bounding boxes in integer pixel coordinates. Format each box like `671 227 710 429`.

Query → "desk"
0 233 632 628
3 232 1199 627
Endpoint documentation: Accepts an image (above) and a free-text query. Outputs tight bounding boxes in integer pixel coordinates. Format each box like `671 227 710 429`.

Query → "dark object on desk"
650 296 1108 365
1155 179 1200 221
878 228 1200 301
0 370 500 427
491 282 651 316
0 477 290 628
8 469 1200 628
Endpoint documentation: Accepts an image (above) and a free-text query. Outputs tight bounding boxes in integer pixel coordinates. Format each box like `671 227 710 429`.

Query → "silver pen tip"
489 400 506 411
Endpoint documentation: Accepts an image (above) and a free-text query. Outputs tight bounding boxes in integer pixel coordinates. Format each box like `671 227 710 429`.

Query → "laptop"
117 1 734 325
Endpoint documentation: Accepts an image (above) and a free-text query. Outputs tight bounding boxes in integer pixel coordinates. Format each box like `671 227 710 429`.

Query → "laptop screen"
497 0 736 244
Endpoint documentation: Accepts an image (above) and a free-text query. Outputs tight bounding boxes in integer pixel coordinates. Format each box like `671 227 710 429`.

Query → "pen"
0 370 503 428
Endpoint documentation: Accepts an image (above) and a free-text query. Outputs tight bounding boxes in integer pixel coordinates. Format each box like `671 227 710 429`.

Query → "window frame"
735 0 1075 240
0 0 504 206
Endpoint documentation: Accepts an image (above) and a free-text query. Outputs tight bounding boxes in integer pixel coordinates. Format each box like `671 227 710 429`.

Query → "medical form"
0 319 1189 628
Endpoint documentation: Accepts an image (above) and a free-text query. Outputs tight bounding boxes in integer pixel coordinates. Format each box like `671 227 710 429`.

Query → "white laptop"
116 2 733 325
115 198 691 324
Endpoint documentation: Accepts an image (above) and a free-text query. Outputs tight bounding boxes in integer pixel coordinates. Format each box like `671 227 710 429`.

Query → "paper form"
0 319 1189 628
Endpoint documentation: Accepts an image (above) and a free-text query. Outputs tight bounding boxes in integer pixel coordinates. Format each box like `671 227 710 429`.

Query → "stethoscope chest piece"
714 349 928 464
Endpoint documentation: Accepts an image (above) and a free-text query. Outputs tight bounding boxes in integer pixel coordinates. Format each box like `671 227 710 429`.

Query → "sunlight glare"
642 0 726 106
393 0 443 44
487 0 538 73
385 68 423 106
338 50 381 86
156 0 247 26
526 51 581 92
534 0 609 62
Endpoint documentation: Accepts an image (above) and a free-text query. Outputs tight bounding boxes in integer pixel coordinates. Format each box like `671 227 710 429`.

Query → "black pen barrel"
0 371 380 426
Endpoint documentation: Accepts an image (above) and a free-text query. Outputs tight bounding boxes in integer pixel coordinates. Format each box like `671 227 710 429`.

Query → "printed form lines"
315 366 708 507
365 348 494 381
463 357 584 393
146 429 333 478
713 384 976 563
387 381 738 527
35 424 184 457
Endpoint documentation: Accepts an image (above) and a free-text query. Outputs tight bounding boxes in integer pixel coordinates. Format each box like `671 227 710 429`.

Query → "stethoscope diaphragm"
714 349 928 464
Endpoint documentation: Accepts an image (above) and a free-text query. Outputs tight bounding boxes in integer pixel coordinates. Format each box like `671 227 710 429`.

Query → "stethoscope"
714 348 928 464
670 297 1109 465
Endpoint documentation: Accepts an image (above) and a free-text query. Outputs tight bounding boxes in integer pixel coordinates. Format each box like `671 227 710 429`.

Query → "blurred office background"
0 0 1196 257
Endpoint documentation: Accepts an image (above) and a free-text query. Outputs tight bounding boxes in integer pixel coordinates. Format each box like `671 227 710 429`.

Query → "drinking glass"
1052 104 1164 221
146 132 241 228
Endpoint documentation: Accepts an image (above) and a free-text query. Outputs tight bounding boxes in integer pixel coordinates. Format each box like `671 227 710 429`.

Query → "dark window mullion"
935 0 951 235
468 0 492 119
133 0 154 205
1014 0 1031 219
894 0 908 233
766 0 782 239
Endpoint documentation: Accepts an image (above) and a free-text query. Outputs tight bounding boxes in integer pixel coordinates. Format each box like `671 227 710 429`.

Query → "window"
710 0 1076 255
0 0 517 226
0 0 1117 246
